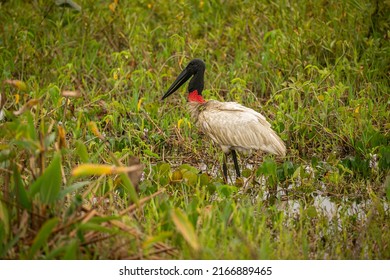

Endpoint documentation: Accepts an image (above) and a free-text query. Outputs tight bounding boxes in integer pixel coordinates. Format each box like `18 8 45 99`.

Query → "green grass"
0 0 389 259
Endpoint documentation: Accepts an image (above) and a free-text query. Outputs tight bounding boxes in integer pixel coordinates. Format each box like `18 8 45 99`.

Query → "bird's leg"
231 150 241 178
222 153 228 183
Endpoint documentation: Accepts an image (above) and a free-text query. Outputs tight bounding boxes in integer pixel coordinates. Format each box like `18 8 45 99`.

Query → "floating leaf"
171 170 183 182
217 184 238 197
171 208 200 251
179 164 198 174
159 163 171 175
199 173 209 185
182 170 198 186
235 177 244 187
305 206 317 218
242 168 252 178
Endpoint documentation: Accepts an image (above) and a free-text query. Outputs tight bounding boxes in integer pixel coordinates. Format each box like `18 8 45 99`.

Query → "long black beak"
161 67 192 100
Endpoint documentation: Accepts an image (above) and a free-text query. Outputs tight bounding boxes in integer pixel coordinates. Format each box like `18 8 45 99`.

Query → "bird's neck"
188 90 205 103
188 70 205 103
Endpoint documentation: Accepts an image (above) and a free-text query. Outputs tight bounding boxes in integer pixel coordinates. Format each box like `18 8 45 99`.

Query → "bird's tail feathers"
268 132 286 157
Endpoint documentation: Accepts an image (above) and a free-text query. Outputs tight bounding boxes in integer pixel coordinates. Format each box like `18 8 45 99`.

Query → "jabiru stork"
162 59 286 182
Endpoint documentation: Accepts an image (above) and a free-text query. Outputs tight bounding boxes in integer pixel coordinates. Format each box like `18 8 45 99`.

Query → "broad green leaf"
171 208 200 251
28 217 59 259
171 170 183 182
0 233 20 259
305 206 317 218
120 173 139 204
29 153 62 204
0 201 9 237
12 164 32 210
63 240 78 260
217 184 238 198
75 140 89 163
144 149 160 159
179 164 199 174
158 163 171 175
199 173 210 186
182 170 198 186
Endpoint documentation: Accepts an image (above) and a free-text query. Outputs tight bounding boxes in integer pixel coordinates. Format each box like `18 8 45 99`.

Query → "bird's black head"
162 59 205 100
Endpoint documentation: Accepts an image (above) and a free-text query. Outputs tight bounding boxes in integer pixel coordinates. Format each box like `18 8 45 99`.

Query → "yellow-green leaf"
120 172 139 204
71 164 140 177
171 208 200 251
142 232 172 249
4 79 28 91
88 121 104 140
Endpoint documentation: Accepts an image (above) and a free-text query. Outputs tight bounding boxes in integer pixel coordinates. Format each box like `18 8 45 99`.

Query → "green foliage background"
0 0 389 259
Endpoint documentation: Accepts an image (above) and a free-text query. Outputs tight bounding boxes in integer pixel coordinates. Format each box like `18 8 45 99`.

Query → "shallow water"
156 159 388 224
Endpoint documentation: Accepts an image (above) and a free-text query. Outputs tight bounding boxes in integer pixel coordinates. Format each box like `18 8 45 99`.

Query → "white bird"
162 59 286 182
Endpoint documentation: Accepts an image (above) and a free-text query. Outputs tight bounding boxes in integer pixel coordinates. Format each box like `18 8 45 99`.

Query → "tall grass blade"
28 217 59 259
171 208 200 252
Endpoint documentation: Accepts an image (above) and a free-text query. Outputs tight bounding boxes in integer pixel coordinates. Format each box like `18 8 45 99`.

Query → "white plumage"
188 100 286 156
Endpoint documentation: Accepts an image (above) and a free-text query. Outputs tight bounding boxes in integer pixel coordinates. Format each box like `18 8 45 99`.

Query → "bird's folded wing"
198 101 286 156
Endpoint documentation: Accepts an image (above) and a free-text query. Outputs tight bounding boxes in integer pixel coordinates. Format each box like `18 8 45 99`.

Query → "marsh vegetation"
0 0 389 259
